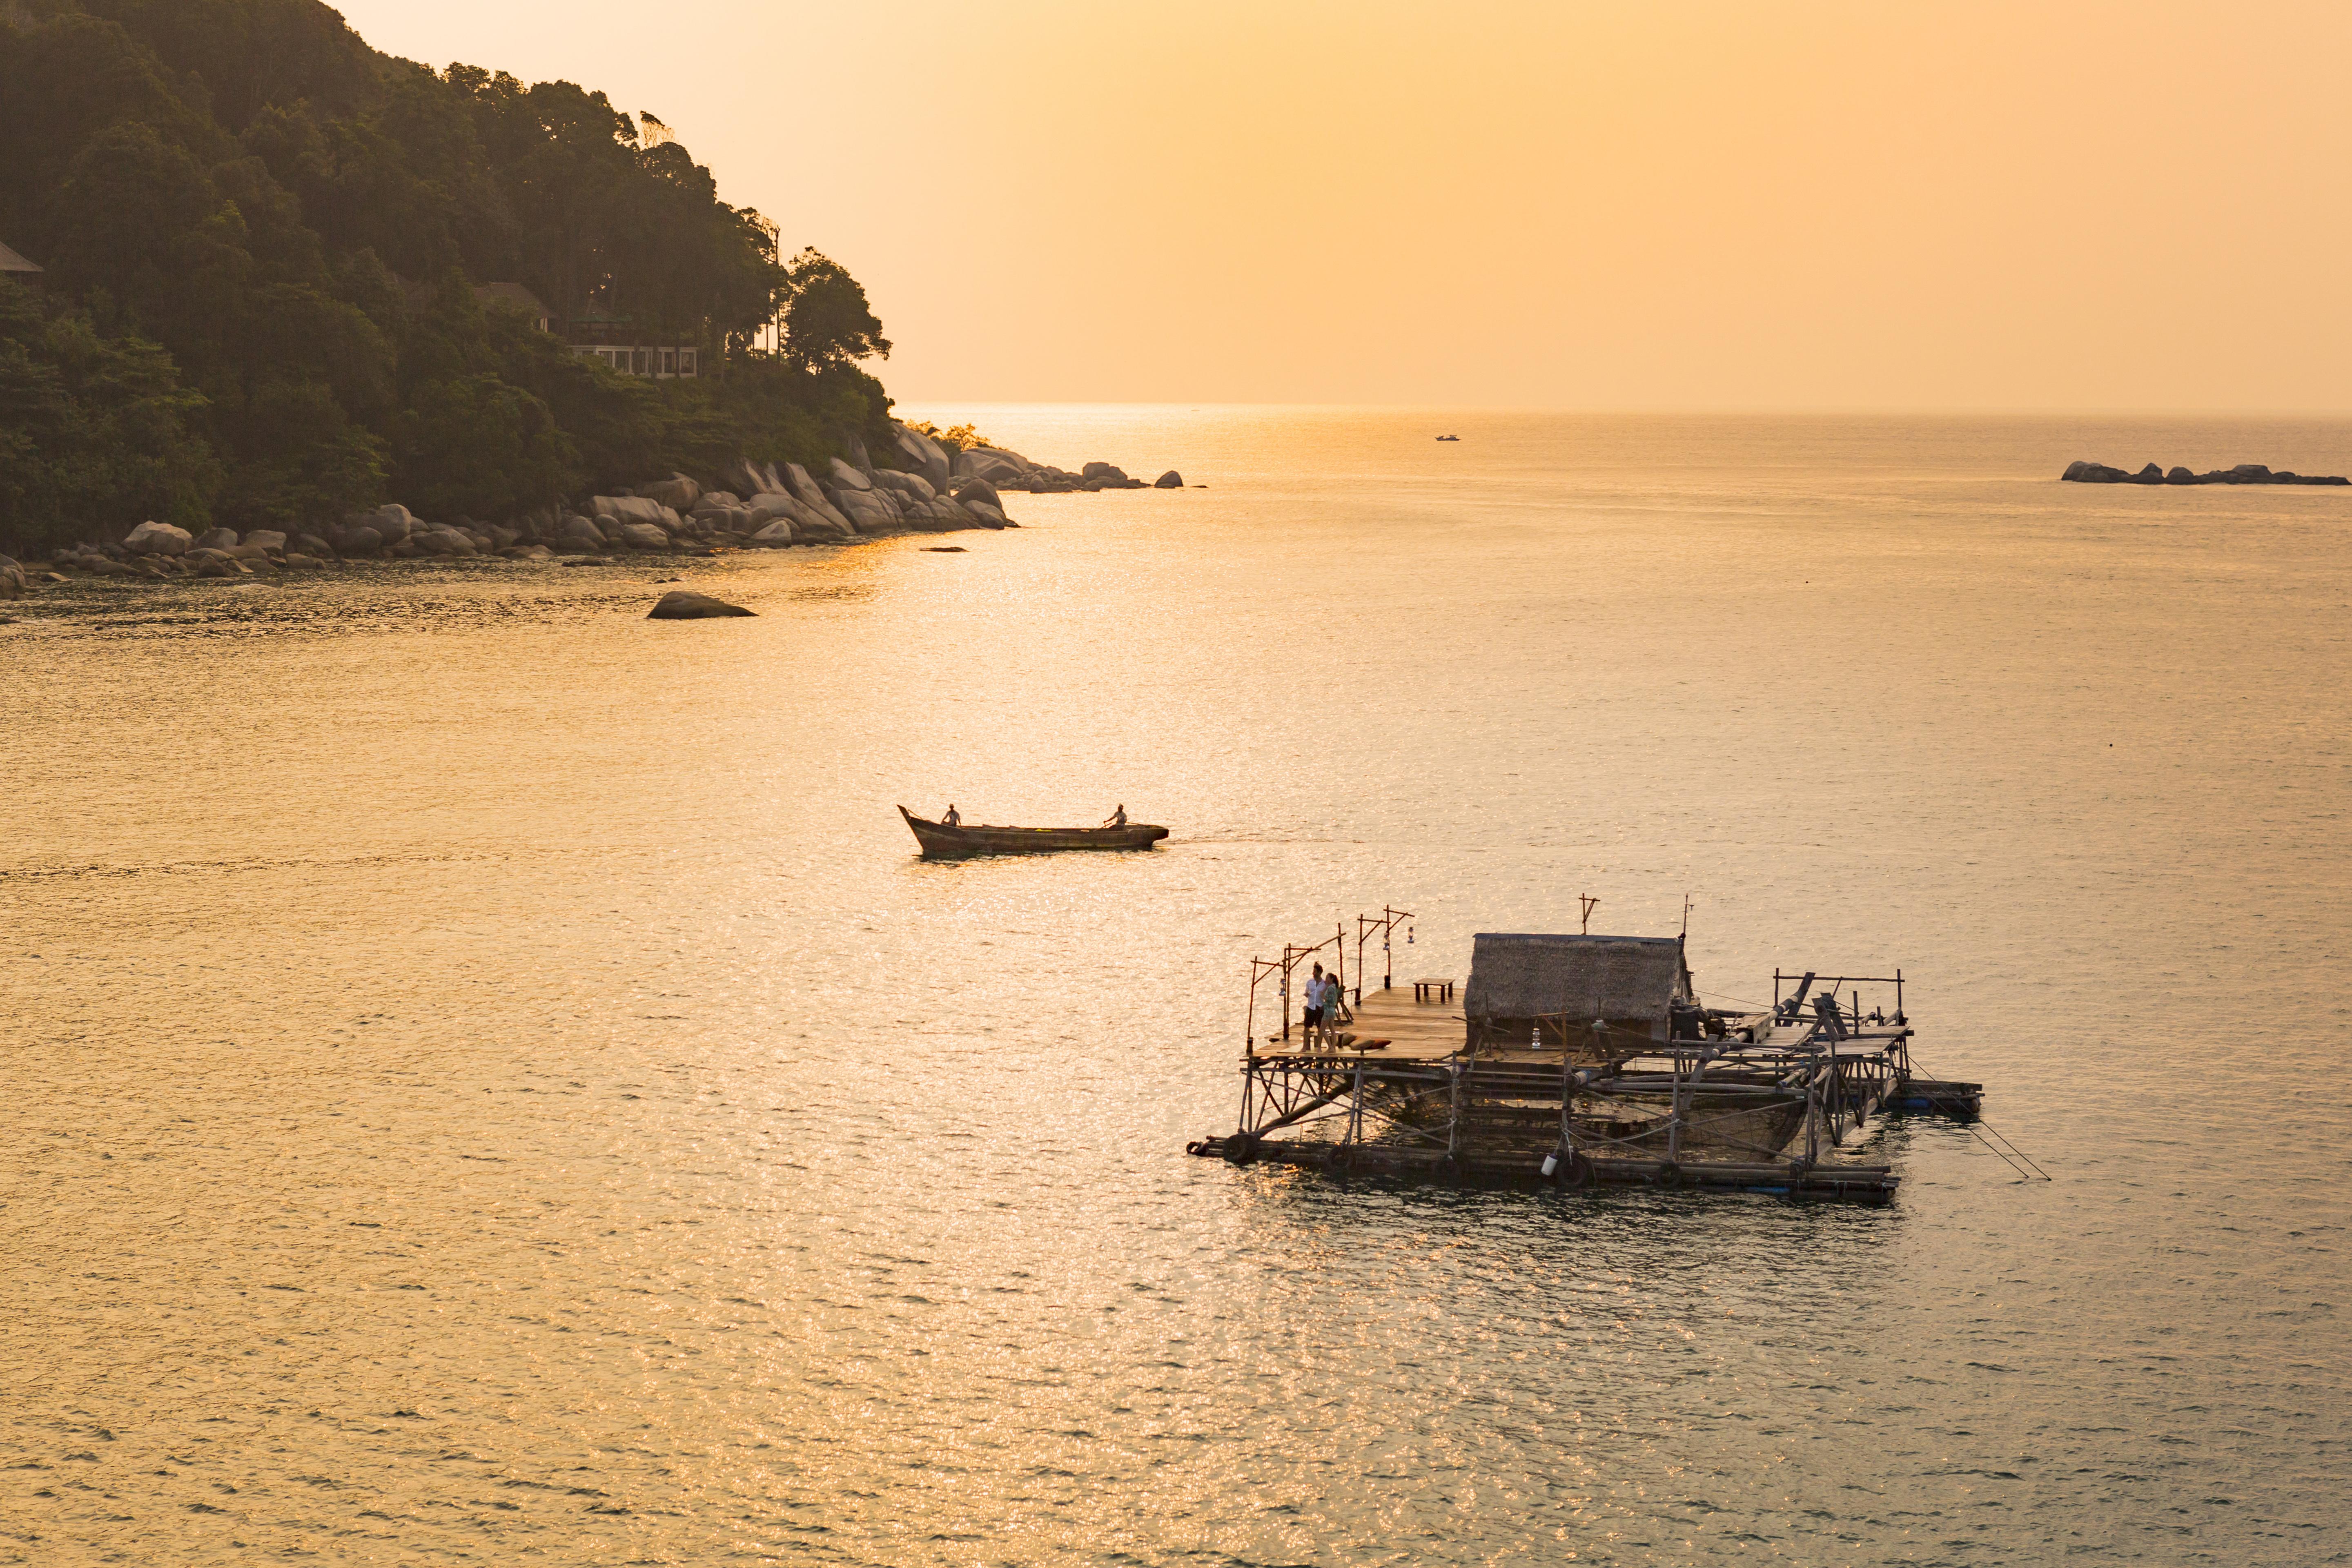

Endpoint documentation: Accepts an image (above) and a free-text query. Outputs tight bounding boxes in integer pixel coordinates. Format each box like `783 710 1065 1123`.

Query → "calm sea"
6 410 2348 1566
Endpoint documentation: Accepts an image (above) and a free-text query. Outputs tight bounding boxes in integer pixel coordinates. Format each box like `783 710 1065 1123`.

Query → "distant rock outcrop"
2063 459 2350 486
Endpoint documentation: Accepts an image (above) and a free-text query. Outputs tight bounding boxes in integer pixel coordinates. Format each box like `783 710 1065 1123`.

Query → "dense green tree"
780 248 891 376
0 0 902 555
0 278 218 550
390 372 572 520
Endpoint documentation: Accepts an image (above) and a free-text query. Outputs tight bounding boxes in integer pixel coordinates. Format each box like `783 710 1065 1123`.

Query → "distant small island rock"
2062 460 2349 487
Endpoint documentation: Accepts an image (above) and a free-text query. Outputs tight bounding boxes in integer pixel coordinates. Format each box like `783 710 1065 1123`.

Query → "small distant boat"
1435 434 1460 441
898 805 1169 860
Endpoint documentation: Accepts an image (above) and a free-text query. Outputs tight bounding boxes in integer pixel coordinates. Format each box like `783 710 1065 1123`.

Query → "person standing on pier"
1302 963 1326 1040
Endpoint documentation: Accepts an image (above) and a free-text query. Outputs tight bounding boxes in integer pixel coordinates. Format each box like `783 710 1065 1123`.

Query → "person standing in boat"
942 804 961 828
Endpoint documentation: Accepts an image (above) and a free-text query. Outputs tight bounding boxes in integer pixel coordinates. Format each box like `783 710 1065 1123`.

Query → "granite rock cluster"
22 421 1191 584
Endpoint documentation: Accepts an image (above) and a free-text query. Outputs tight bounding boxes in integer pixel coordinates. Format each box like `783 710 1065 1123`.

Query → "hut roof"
1464 933 1692 1022
0 239 43 274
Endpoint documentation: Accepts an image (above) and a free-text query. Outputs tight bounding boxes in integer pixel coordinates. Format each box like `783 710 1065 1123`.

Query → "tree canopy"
0 0 898 554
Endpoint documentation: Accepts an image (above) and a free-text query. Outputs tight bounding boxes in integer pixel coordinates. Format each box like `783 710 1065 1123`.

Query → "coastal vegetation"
0 0 899 556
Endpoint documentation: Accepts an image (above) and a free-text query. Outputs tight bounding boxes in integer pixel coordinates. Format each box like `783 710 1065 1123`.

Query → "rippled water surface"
6 410 2348 1565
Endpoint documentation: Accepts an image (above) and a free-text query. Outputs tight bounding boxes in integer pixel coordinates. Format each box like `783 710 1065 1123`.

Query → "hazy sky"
333 0 2352 410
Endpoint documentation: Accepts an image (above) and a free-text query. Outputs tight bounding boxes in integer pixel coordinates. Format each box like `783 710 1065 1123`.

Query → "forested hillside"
0 0 895 553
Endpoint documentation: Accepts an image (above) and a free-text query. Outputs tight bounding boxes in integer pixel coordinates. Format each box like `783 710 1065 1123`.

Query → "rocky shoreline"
0 421 1188 597
2062 459 2349 486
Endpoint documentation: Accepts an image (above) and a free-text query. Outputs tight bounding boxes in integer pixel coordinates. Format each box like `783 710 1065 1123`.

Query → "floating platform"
1185 1131 1898 1200
1188 928 1973 1205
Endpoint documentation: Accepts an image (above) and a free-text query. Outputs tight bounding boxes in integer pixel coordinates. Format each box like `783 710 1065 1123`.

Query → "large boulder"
245 529 289 552
962 447 1030 484
789 508 855 543
416 526 478 556
782 463 855 531
340 524 383 556
873 469 937 502
616 521 671 550
721 461 766 497
1154 470 1183 488
194 527 239 550
962 500 1010 528
648 590 755 619
832 488 899 531
639 473 702 512
590 495 682 531
123 521 193 555
1081 461 1127 482
369 504 420 542
2059 461 2127 483
2165 466 2198 485
890 424 952 489
2127 463 2164 485
557 515 605 548
827 456 874 492
0 555 24 599
951 478 1003 512
749 520 795 547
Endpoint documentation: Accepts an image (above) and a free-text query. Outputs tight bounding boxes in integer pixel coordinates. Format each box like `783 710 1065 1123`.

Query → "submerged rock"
647 590 755 619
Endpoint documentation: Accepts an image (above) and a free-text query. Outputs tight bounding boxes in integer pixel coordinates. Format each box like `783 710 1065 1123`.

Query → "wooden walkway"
1262 981 1469 1061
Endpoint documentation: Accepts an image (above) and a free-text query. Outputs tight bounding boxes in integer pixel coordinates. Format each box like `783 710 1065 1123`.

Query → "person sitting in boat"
942 804 961 828
1103 804 1127 828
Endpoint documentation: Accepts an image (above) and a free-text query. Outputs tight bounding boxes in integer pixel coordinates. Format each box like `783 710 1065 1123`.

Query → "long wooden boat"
898 805 1170 860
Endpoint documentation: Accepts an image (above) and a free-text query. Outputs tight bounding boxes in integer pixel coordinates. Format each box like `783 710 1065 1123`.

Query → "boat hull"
899 806 1169 860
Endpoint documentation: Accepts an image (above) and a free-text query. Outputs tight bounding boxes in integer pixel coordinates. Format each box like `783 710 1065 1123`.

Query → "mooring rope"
1897 1043 2051 1181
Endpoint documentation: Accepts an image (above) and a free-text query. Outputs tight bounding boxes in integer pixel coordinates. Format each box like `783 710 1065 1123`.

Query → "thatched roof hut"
1463 933 1694 1053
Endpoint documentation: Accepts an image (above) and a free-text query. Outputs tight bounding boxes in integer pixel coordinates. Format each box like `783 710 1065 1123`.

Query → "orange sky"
333 0 2352 409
